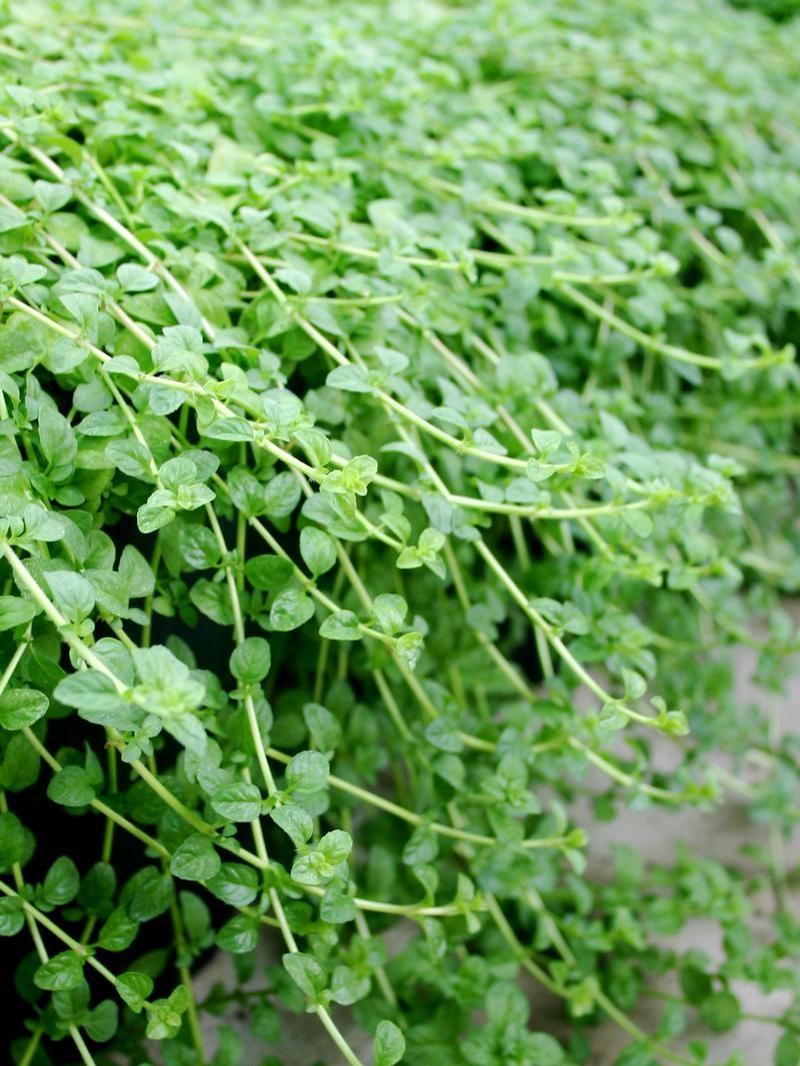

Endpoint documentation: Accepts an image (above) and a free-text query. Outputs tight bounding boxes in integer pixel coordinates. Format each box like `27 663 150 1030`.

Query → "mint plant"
0 1 799 1065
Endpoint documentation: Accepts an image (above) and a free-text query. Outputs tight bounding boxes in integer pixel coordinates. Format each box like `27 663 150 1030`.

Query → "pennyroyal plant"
0 0 799 1064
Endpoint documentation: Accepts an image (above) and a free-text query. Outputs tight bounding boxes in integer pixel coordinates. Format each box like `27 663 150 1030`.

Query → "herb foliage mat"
0 1 799 1064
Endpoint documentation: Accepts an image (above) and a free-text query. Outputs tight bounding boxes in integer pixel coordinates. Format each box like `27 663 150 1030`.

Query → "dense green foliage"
0 0 799 1063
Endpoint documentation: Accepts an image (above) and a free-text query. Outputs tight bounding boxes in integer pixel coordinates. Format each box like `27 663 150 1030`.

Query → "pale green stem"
0 628 30 697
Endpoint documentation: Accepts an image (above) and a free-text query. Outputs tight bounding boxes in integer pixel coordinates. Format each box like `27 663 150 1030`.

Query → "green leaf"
245 554 294 591
270 587 315 631
169 833 221 882
0 202 28 233
523 1033 564 1065
302 702 341 752
216 913 260 954
531 429 562 456
275 266 312 293
0 897 25 936
152 324 206 375
299 527 337 576
137 502 175 534
119 545 156 598
51 982 91 1025
291 829 351 885
180 890 212 950
0 732 40 792
41 856 80 906
230 637 271 684
116 972 153 1013
0 255 46 291
126 868 174 923
326 364 373 393
159 456 199 491
699 990 741 1033
0 811 31 871
98 908 139 951
403 825 438 866
78 862 116 916
206 863 260 907
146 985 190 1040
372 594 407 633
117 263 158 292
179 525 220 570
34 951 84 992
211 782 263 823
269 802 313 847
395 631 423 668
47 765 96 807
85 999 118 1042
203 415 255 442
46 571 95 620
776 1033 800 1066
34 181 72 214
55 671 130 727
319 610 361 641
251 1001 281 1043
38 406 77 469
282 952 326 999
374 1019 405 1066
320 889 357 924
285 750 329 793
330 964 370 1005
263 472 301 518
0 596 38 631
0 688 48 730
678 965 711 1002
189 578 233 627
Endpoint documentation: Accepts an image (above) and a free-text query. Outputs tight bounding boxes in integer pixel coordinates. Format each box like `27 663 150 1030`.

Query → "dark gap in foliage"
728 0 800 19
